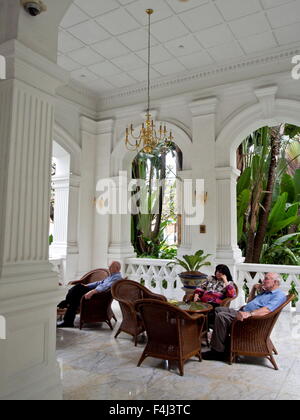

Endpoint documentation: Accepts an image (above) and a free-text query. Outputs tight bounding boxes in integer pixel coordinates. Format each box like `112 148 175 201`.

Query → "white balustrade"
49 258 65 285
125 258 184 301
125 258 300 311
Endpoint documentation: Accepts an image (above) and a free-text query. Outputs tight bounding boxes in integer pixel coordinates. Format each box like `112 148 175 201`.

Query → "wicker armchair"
79 289 117 330
112 279 167 346
135 299 206 376
57 268 112 324
68 268 110 286
229 294 294 370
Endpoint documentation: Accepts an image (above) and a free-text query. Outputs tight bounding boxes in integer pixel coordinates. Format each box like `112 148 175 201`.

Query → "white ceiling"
58 0 300 96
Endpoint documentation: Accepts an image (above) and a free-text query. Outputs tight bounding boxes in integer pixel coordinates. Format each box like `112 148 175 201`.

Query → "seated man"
202 272 286 360
57 261 122 328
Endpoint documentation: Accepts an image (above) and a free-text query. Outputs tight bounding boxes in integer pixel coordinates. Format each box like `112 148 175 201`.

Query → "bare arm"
236 306 271 321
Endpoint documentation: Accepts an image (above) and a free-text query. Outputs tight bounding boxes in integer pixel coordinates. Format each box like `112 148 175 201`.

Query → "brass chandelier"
125 9 174 154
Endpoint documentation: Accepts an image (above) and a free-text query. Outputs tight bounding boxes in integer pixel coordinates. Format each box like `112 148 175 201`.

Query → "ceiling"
58 0 300 96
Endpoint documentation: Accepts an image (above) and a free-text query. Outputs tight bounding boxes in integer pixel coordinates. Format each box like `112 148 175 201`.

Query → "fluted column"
77 117 96 276
93 119 114 268
50 176 69 258
0 39 68 400
64 174 80 283
189 97 218 258
177 170 192 256
215 167 243 264
108 173 136 269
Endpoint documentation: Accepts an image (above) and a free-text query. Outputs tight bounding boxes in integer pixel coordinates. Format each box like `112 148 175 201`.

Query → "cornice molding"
97 46 300 109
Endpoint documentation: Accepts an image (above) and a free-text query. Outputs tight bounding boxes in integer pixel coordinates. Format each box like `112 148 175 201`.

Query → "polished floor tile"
56 304 300 400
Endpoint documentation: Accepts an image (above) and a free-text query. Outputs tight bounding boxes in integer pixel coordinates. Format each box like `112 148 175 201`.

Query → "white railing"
125 257 184 301
236 263 300 311
125 258 300 311
49 257 65 285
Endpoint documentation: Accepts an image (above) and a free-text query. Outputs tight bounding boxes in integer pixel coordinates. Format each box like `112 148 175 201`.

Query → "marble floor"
56 303 300 400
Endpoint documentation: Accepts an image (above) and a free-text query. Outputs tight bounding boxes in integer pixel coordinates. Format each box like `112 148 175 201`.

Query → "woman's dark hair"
215 264 233 283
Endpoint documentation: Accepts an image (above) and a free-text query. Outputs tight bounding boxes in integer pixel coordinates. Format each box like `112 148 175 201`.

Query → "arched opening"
131 144 183 259
236 123 300 269
215 98 300 266
109 121 192 263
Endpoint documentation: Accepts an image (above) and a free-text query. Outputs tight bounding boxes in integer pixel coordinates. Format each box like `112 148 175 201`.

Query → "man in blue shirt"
57 261 122 328
202 272 286 360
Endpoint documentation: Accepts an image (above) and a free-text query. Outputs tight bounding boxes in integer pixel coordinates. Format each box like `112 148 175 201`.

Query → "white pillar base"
0 264 65 400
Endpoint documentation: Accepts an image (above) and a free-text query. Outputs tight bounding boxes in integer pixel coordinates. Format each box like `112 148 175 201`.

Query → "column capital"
189 97 218 117
51 175 70 189
216 166 240 180
254 85 278 120
80 116 114 135
69 173 81 189
177 170 193 179
0 39 69 95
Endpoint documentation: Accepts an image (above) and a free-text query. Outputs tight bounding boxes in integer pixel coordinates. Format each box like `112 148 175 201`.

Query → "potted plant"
168 250 211 298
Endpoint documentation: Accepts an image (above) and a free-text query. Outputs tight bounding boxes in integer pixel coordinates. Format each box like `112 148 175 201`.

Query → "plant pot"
179 271 208 297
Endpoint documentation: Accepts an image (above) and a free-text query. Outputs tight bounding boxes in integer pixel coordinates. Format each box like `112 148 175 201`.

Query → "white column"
65 173 80 283
77 117 96 277
50 175 69 258
188 98 218 261
108 173 136 270
215 167 244 265
93 119 114 268
177 170 192 256
0 39 68 400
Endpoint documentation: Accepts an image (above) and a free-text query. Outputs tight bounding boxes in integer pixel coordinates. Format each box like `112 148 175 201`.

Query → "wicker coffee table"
169 301 213 315
169 301 213 346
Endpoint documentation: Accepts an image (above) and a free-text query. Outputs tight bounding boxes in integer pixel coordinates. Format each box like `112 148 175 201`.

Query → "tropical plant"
237 125 300 264
260 233 300 265
168 250 211 273
131 144 181 258
289 281 299 308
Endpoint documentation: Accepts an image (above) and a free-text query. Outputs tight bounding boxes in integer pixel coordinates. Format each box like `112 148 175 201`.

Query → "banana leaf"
268 193 288 227
237 167 251 196
280 173 296 203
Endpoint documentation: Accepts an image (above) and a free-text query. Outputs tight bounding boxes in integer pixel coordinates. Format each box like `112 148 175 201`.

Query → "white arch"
111 120 192 175
53 123 81 175
216 99 300 168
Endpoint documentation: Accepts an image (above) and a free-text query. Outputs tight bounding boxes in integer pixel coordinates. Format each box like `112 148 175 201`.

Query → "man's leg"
210 307 237 352
57 284 88 327
202 307 237 360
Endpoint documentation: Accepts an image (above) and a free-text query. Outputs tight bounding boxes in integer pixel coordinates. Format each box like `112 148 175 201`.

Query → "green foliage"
168 250 211 272
237 189 251 242
260 233 300 265
49 234 53 245
237 124 300 266
280 173 296 203
289 281 299 307
294 169 300 201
